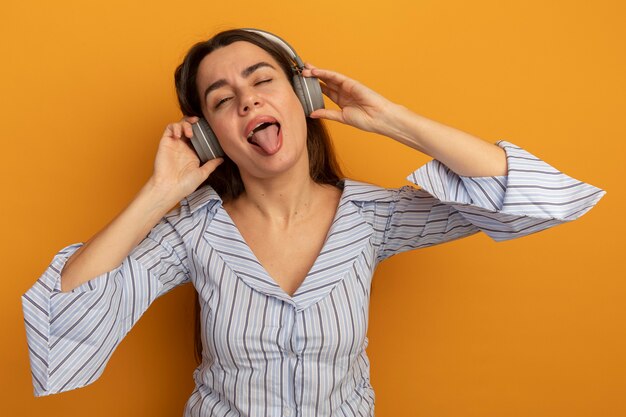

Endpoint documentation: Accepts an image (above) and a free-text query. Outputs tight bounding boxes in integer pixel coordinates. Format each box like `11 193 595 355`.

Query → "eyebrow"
203 61 277 101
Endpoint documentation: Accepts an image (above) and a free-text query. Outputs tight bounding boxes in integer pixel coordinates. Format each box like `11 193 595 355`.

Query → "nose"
239 92 262 115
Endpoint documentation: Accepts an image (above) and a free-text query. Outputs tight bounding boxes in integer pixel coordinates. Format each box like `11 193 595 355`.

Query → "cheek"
206 116 237 146
290 109 308 144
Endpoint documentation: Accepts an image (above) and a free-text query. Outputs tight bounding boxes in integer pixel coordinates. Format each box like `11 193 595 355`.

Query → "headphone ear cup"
190 119 224 163
292 75 310 115
304 76 325 112
292 74 325 116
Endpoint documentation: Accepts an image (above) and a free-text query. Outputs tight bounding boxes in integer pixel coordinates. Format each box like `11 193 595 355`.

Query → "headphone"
189 29 325 163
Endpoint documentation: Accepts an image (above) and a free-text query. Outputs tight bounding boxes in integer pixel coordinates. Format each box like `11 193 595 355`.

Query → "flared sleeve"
376 140 605 261
21 208 191 396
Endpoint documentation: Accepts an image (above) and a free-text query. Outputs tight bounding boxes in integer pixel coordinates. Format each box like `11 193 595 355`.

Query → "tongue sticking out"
250 123 281 155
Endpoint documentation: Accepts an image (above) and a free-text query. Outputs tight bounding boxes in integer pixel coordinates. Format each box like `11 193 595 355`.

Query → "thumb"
199 157 224 179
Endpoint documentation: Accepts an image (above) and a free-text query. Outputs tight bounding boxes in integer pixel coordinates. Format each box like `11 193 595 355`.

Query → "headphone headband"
241 28 305 69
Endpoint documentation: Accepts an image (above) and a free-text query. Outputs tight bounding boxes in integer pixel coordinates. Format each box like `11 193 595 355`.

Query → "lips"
244 115 280 140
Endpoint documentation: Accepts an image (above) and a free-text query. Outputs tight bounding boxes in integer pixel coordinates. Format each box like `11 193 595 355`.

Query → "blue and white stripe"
22 140 604 416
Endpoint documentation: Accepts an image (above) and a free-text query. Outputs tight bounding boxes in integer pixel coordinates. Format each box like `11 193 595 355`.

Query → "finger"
183 115 199 124
302 69 319 79
302 63 319 77
182 120 194 139
320 83 340 104
309 108 345 124
172 122 183 138
320 80 339 95
164 123 181 139
200 157 224 177
310 68 351 85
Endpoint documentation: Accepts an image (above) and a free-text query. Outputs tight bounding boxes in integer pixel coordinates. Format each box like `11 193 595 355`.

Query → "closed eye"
214 96 232 109
213 79 272 109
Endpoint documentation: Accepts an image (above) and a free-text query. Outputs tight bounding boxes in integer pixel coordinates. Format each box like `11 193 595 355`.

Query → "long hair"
173 29 344 363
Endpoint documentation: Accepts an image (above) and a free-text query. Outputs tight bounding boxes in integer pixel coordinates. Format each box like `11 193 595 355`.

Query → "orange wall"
1 1 623 416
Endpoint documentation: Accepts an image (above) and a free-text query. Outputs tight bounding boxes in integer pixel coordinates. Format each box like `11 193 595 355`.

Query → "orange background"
1 0 623 416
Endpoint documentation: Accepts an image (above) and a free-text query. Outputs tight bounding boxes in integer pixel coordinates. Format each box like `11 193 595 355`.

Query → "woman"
22 29 605 416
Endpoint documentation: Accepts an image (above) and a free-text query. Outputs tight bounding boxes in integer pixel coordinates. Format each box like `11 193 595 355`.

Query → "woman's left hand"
303 65 398 136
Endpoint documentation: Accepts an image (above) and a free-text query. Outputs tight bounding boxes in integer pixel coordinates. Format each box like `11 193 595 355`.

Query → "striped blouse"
22 141 605 416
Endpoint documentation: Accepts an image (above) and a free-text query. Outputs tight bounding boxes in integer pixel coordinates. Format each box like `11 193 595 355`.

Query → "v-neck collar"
187 179 393 311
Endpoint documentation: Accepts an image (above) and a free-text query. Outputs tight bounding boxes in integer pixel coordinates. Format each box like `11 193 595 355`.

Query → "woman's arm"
377 107 507 177
60 117 222 292
304 66 507 177
305 67 604 260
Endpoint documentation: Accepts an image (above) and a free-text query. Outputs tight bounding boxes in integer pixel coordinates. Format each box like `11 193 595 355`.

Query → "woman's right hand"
149 116 223 204
60 117 223 292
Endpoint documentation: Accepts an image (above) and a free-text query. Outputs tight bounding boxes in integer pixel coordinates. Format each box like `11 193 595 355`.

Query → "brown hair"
173 29 343 363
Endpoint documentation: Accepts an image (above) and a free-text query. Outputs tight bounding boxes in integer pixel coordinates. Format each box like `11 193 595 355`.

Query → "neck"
236 169 322 225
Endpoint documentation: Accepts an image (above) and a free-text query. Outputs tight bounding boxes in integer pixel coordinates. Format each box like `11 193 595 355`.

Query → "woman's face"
196 41 309 181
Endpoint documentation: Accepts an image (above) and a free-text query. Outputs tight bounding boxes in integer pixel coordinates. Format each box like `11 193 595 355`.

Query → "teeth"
246 122 277 139
247 123 263 139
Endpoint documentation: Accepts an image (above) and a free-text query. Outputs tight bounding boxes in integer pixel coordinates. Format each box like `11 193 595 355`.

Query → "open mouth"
246 121 282 155
246 121 280 144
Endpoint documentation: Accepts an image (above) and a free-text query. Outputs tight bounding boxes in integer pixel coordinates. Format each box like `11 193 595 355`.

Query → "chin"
243 148 310 181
